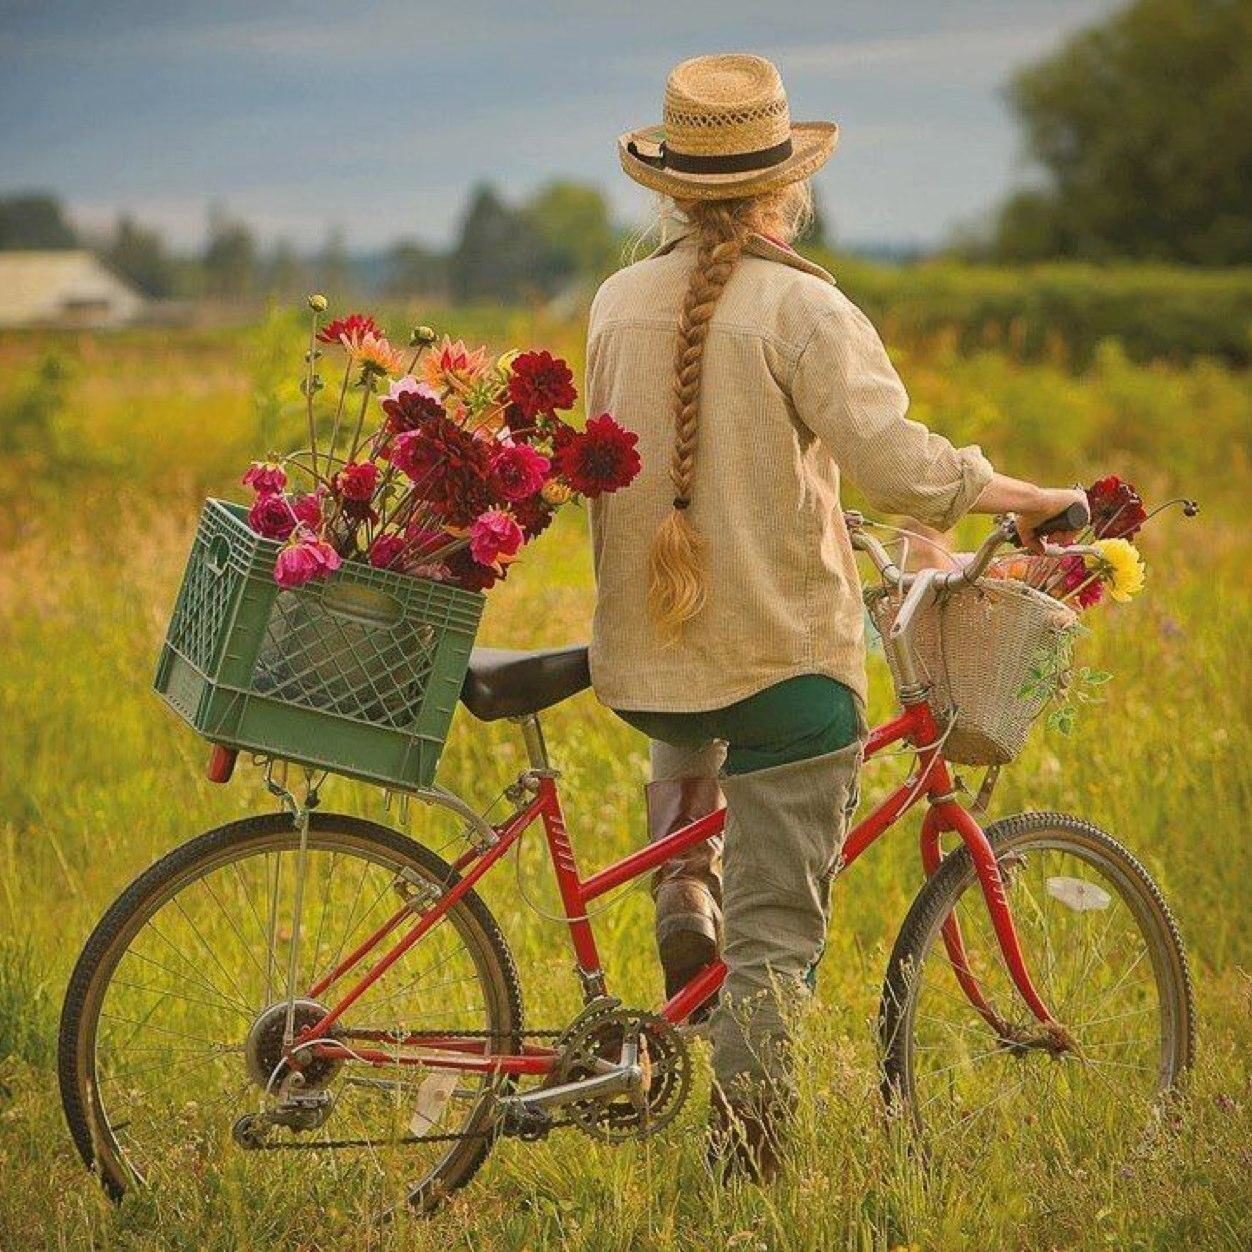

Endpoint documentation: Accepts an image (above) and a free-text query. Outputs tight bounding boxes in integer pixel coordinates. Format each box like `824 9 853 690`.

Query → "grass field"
0 314 1250 1250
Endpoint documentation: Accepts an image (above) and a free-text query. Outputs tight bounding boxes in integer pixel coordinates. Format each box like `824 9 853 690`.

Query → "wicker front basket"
868 578 1079 766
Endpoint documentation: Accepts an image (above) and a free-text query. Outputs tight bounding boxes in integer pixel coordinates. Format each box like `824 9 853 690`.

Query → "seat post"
515 713 551 771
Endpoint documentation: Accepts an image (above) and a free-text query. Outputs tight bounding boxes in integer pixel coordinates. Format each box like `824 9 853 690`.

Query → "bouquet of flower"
985 476 1198 732
989 475 1156 608
239 297 641 593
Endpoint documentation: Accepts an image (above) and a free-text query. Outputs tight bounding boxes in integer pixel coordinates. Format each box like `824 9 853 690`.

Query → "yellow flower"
1089 537 1146 602
540 479 572 506
355 332 406 377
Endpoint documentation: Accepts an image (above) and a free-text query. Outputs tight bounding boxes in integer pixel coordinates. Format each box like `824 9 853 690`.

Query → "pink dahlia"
243 460 287 496
489 442 551 502
469 509 524 567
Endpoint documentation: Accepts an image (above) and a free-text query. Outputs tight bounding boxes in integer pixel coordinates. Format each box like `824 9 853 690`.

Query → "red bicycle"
59 513 1194 1214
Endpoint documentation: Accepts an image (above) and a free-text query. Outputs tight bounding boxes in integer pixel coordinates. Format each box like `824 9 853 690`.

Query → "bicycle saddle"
459 645 591 721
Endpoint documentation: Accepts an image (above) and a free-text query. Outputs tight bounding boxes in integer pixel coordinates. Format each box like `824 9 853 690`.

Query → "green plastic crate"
154 498 484 790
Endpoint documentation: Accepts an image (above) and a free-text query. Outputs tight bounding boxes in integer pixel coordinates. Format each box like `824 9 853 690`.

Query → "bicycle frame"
293 693 1059 1079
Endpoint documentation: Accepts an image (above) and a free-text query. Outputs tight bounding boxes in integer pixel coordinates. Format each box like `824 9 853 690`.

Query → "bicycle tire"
879 811 1194 1136
58 811 524 1215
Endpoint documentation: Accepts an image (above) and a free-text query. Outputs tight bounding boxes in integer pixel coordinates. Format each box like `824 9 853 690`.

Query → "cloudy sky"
0 0 1122 252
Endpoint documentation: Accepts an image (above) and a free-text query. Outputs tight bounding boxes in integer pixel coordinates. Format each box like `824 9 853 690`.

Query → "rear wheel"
879 812 1194 1149
58 813 522 1216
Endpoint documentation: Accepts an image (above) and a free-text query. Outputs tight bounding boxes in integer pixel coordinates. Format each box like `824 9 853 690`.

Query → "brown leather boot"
706 1084 788 1185
646 777 724 1000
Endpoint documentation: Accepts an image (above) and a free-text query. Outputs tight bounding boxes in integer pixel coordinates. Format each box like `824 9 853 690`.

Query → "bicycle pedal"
497 1101 554 1141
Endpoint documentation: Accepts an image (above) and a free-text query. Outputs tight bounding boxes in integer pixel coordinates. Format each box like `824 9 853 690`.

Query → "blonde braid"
647 202 751 637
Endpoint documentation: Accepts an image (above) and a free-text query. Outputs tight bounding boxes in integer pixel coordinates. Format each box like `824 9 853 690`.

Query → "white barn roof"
0 250 145 328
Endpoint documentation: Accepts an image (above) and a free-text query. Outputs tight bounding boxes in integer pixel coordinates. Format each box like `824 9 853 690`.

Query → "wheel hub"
244 998 341 1091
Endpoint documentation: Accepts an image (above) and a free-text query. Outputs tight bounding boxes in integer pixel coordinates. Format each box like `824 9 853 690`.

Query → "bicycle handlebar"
848 497 1092 593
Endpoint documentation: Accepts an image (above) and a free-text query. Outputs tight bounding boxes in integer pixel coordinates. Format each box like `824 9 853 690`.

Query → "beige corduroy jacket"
585 232 994 712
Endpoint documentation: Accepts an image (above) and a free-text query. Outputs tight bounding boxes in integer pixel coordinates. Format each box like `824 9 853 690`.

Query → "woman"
585 54 1082 1180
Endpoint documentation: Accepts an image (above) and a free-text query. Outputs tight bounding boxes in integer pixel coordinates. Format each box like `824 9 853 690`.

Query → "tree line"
0 181 629 305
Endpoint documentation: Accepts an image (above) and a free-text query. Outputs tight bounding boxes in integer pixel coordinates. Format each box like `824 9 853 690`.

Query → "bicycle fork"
921 794 1074 1053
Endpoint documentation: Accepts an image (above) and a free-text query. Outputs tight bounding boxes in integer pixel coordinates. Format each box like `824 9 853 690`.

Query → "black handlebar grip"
1035 499 1091 536
1012 499 1091 546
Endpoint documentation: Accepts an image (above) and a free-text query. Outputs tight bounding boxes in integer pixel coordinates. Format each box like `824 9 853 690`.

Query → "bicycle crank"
497 1005 692 1143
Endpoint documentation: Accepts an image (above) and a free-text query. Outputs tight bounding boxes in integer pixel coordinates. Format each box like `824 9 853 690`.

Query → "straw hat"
618 53 838 200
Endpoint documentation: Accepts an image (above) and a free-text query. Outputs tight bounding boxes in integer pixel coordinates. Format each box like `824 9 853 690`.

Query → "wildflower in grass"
242 460 287 495
489 443 551 502
316 313 381 349
507 350 577 418
1088 538 1146 602
469 509 524 567
274 528 342 588
553 413 641 496
334 461 379 502
368 532 407 569
1087 475 1147 539
247 492 296 540
422 336 490 392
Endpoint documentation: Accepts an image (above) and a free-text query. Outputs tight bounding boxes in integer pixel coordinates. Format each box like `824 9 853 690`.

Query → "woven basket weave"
868 578 1079 766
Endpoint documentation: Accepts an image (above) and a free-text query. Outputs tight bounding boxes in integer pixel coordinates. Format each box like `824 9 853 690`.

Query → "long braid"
647 202 750 637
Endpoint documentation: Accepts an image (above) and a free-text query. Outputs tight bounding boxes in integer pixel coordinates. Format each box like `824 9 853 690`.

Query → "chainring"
553 1005 691 1142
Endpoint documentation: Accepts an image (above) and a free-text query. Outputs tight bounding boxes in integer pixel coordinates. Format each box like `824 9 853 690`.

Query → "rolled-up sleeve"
790 301 994 530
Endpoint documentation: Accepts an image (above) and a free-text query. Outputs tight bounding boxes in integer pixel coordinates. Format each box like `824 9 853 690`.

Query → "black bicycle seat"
459 645 591 721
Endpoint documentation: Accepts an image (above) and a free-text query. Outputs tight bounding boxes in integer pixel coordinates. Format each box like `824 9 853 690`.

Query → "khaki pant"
650 733 864 1095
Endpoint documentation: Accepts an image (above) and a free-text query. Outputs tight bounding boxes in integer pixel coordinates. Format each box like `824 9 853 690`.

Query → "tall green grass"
0 322 1249 1249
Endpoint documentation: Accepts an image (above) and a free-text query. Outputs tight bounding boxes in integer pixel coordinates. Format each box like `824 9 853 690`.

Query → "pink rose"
489 442 551 502
273 530 342 589
243 460 287 495
335 461 379 502
469 509 524 567
369 532 407 569
291 491 324 529
248 492 297 540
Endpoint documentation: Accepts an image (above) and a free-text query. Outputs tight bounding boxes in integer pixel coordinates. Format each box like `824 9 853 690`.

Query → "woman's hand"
972 475 1088 552
1014 487 1089 551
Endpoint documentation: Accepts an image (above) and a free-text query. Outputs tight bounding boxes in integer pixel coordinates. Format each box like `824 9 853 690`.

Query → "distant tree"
263 239 308 299
992 0 1252 264
202 206 257 298
449 184 547 302
0 193 77 250
103 215 174 297
316 227 352 299
383 240 449 300
524 181 619 289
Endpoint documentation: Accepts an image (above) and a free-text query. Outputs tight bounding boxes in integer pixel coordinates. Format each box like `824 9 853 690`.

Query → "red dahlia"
444 544 502 592
381 387 445 436
1086 475 1146 539
511 493 556 541
554 413 641 497
335 461 379 502
316 313 381 346
507 350 577 419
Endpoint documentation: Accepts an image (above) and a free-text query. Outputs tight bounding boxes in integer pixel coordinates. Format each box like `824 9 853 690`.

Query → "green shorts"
613 674 861 776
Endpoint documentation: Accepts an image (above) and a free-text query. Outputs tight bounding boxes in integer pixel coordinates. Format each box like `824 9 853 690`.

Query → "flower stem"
326 354 354 474
304 308 321 481
345 375 375 466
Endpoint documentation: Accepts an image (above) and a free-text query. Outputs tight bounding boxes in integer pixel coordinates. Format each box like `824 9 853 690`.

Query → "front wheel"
879 812 1194 1148
58 813 523 1217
